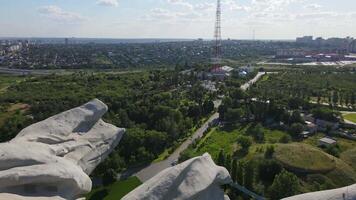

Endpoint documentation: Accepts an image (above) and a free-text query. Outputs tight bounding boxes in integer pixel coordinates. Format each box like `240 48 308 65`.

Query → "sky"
0 0 355 40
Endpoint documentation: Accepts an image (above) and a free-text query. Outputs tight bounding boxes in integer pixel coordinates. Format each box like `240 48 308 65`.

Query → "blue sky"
0 0 355 39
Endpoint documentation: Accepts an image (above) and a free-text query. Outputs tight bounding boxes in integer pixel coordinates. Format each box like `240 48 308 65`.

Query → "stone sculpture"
122 153 232 200
0 99 125 200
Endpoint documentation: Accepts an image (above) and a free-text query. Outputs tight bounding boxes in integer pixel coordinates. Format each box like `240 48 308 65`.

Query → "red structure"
212 0 222 69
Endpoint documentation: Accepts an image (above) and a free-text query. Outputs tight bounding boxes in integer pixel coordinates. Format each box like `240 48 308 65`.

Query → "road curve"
134 72 267 182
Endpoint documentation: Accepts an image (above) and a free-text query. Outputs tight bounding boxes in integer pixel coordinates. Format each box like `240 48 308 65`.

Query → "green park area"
343 113 356 123
86 177 142 200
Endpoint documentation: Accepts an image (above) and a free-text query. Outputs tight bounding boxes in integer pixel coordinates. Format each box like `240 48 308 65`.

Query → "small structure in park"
319 137 337 147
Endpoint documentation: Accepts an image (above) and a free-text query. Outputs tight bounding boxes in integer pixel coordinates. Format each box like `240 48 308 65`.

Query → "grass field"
86 177 142 200
343 113 356 123
274 143 336 173
191 124 289 159
340 148 356 171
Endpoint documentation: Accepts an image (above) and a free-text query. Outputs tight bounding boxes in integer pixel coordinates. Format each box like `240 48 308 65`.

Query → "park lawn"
274 143 336 173
343 113 356 123
193 126 247 158
340 148 356 171
192 124 289 159
86 177 142 200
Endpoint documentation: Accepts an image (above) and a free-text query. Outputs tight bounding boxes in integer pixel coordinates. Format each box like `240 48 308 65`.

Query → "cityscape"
0 0 355 200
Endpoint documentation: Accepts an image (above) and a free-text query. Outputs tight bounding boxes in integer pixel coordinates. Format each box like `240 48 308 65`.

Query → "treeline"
0 70 215 177
217 149 301 200
249 71 356 109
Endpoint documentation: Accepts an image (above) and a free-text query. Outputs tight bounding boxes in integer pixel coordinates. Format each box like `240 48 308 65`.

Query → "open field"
274 143 356 187
341 148 356 170
86 177 142 200
274 143 336 173
188 124 289 159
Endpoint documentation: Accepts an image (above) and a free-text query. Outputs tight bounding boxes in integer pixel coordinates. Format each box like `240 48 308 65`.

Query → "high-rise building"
296 36 313 44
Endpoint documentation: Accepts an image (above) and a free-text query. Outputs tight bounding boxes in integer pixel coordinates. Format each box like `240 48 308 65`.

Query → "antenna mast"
213 0 222 68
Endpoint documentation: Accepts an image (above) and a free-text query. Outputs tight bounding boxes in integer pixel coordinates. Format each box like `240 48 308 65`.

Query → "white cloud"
223 0 249 11
167 0 193 10
38 5 86 22
97 0 119 7
304 3 322 10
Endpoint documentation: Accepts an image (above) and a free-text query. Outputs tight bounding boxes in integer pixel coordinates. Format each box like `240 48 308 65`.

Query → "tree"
236 161 244 184
225 108 244 123
237 136 252 153
217 149 226 166
243 161 254 190
248 123 265 143
290 111 303 124
264 145 275 159
326 145 340 157
225 154 232 172
203 99 214 115
279 134 291 143
289 123 304 137
258 159 282 183
332 91 339 105
231 159 238 182
102 168 117 186
269 170 300 199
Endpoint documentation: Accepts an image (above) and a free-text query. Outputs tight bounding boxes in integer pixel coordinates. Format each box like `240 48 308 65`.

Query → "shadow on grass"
88 189 109 200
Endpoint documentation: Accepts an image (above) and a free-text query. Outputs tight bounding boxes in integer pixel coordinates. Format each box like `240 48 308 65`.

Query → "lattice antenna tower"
213 0 222 68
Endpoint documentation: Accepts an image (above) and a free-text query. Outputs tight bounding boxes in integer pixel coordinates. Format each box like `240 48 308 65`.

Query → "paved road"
134 72 267 182
0 67 143 76
240 72 266 91
0 67 53 75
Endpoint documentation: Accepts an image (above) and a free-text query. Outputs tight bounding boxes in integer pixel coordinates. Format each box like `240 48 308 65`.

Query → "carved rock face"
282 184 356 200
0 99 125 200
122 153 232 200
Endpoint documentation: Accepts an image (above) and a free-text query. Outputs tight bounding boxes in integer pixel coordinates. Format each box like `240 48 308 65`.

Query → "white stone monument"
0 99 125 200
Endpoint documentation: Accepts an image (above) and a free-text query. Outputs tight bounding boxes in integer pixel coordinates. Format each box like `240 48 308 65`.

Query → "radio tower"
213 0 222 69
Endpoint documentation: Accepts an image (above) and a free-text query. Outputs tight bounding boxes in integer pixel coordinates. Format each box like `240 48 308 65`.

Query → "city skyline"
1 0 356 39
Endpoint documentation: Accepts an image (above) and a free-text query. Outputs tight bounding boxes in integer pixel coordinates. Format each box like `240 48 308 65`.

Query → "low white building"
319 137 337 147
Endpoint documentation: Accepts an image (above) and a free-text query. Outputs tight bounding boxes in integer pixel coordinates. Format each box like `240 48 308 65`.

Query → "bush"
258 159 282 183
325 145 340 157
279 135 291 143
102 169 117 186
265 145 275 159
237 136 252 153
269 170 300 199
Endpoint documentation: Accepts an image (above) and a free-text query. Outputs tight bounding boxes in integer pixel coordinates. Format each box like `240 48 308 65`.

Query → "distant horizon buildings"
296 36 356 53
